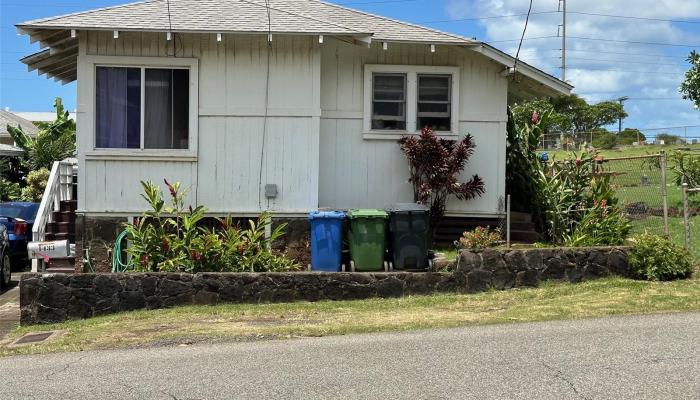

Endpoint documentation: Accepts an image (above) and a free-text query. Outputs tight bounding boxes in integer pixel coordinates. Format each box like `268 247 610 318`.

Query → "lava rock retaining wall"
456 247 631 292
20 247 630 325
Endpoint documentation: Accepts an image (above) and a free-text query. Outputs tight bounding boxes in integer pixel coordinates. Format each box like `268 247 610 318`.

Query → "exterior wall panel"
77 31 320 214
319 38 508 216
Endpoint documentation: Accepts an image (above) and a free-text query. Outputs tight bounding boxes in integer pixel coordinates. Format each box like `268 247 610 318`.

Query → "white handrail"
32 158 78 243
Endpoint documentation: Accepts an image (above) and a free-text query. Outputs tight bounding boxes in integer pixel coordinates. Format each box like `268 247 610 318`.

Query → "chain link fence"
593 154 670 238
538 132 594 151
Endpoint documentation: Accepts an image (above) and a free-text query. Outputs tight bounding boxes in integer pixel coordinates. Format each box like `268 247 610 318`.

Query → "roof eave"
465 43 573 95
15 24 374 38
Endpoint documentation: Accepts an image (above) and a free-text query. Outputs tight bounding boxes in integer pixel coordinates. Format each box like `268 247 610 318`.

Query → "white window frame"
363 64 460 137
83 56 199 159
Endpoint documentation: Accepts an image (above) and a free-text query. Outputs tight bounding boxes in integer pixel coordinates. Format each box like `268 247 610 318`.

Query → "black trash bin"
388 203 431 271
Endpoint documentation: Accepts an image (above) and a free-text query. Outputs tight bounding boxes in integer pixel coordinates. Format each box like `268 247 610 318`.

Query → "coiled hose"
112 230 131 273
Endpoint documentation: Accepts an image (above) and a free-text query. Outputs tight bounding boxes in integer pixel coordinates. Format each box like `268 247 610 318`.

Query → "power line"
553 57 684 67
513 0 534 72
566 67 685 75
487 35 700 48
548 49 689 59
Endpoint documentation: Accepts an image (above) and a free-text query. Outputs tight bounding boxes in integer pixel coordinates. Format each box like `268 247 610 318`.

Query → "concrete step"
510 212 533 223
509 230 542 243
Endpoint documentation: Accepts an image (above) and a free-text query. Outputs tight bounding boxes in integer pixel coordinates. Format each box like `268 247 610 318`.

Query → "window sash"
372 73 407 125
94 65 190 150
417 75 451 119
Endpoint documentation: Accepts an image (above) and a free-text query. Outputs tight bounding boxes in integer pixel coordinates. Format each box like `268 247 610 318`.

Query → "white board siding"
319 38 508 215
83 160 197 213
197 116 319 213
77 31 320 214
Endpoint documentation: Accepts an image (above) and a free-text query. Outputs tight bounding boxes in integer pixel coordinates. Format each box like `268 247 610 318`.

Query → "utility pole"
559 0 567 81
617 96 629 134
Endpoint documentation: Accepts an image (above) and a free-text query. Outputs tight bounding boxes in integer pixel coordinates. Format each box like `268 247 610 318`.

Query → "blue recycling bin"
309 211 346 272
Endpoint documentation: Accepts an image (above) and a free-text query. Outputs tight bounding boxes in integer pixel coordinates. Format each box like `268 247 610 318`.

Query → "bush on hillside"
629 233 693 281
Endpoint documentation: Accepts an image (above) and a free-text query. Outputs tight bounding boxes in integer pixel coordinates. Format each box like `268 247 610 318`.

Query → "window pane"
418 75 450 102
418 74 452 131
372 73 406 130
372 118 406 130
373 74 405 101
418 103 449 114
418 117 451 132
144 68 189 149
95 67 140 148
373 101 405 118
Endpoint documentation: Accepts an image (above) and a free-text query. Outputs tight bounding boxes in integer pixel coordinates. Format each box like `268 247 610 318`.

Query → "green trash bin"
347 209 389 272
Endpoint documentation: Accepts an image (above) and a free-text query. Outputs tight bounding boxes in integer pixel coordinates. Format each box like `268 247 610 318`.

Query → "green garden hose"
112 230 131 273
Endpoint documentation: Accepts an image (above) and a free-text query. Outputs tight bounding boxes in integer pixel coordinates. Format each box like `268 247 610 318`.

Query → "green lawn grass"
2 277 700 357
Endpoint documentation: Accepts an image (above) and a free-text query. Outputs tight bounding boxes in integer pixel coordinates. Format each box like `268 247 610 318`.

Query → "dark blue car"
0 202 40 269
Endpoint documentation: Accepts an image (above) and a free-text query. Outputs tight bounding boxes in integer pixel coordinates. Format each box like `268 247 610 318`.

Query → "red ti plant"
398 127 485 244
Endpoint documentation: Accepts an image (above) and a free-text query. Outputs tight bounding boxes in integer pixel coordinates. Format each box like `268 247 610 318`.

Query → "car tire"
0 253 10 290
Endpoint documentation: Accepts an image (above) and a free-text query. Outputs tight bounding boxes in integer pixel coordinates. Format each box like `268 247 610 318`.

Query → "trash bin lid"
347 209 388 219
388 203 429 213
309 210 346 220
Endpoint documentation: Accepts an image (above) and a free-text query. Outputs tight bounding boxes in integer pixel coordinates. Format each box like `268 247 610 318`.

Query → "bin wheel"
388 262 394 272
307 264 312 272
383 261 388 272
341 263 346 273
428 259 434 272
350 260 356 272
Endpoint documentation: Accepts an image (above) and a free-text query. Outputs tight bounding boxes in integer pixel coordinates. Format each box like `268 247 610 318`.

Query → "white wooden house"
16 0 571 267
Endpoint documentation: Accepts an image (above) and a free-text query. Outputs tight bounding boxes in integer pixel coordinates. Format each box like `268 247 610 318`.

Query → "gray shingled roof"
0 143 24 156
0 110 39 138
18 0 472 44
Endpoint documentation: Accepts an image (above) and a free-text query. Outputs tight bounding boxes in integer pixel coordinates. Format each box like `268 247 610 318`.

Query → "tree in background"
680 50 700 109
656 133 681 145
7 97 76 171
617 128 646 145
512 94 627 145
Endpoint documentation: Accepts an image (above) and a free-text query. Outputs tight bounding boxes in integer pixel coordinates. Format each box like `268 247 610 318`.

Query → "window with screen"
417 74 451 131
371 73 407 130
95 66 189 150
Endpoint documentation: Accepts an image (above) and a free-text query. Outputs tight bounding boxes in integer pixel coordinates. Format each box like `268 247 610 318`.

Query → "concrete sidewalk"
0 276 20 340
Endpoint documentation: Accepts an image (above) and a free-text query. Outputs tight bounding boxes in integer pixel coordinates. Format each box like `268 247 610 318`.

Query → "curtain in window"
96 67 140 148
144 69 173 149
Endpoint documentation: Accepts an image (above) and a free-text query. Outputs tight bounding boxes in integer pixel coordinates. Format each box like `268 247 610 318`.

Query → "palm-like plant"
7 97 76 171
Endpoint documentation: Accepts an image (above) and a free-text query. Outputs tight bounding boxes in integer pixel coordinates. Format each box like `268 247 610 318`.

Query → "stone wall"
21 246 631 325
455 247 631 292
20 272 457 324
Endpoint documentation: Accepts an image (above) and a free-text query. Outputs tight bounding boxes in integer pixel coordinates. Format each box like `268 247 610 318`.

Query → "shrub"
21 168 49 202
670 151 700 190
398 127 485 244
629 233 693 281
0 178 20 201
592 132 617 150
457 226 502 250
124 180 299 273
565 201 631 247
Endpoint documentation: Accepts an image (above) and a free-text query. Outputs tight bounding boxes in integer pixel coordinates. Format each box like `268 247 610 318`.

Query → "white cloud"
444 0 700 134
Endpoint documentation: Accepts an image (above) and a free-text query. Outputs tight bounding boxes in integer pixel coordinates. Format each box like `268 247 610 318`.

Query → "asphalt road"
1 312 699 399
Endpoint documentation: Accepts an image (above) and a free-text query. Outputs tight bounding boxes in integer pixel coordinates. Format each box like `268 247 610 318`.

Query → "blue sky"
1 0 700 137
